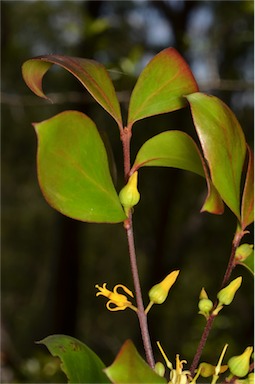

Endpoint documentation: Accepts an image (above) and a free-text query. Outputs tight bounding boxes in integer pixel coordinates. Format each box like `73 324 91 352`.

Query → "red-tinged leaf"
186 93 247 221
21 60 53 99
241 146 254 229
131 131 224 215
201 178 224 215
34 110 126 223
22 55 123 128
104 340 166 384
127 47 198 127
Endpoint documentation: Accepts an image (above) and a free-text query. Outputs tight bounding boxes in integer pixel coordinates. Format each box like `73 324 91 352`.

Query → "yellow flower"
156 341 191 384
95 283 137 312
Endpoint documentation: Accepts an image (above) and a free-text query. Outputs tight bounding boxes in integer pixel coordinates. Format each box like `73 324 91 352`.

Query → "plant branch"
121 124 155 368
221 227 246 288
126 215 155 368
190 313 216 376
121 127 132 180
190 225 246 376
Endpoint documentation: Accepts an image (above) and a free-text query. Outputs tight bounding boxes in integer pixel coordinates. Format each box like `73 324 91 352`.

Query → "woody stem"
190 225 245 376
121 125 155 368
126 215 155 368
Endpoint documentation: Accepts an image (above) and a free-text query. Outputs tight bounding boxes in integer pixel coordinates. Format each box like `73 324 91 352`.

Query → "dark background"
1 1 254 382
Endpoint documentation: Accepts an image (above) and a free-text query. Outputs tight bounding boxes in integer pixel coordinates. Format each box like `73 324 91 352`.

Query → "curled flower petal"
95 283 137 312
106 301 129 311
114 284 134 298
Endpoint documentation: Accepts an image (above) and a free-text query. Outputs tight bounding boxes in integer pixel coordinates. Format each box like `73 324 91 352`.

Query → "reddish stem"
190 314 216 376
190 226 245 376
121 126 132 180
121 125 155 368
221 228 246 288
126 215 155 368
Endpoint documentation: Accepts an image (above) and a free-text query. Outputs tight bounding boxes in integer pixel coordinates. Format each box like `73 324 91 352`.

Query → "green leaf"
22 55 123 128
104 340 167 383
186 93 247 220
241 146 254 229
131 131 224 215
38 334 110 383
34 110 126 223
132 131 204 176
127 47 198 126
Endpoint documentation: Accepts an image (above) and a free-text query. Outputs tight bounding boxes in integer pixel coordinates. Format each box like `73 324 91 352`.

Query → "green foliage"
38 335 110 383
132 131 204 175
33 110 125 223
104 340 166 383
186 93 247 221
22 46 253 383
131 131 224 214
127 47 198 126
22 55 123 128
241 147 254 229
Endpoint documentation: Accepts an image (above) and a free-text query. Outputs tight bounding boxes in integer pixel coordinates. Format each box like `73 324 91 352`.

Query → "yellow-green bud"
154 362 165 377
199 287 209 300
198 362 228 377
199 362 215 377
217 276 242 306
247 373 254 384
198 362 228 378
198 298 213 314
119 172 140 214
235 244 254 262
148 270 180 304
228 346 253 378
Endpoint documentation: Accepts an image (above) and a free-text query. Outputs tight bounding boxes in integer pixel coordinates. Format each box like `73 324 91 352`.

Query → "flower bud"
149 270 180 304
154 362 165 377
199 287 209 300
235 244 254 262
119 172 140 215
217 276 242 306
228 346 253 378
198 362 228 378
198 298 213 314
199 362 215 377
247 373 254 384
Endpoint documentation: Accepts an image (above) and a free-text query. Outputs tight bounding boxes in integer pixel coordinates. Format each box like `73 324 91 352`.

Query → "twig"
190 314 216 376
190 226 246 376
121 123 155 368
126 216 155 368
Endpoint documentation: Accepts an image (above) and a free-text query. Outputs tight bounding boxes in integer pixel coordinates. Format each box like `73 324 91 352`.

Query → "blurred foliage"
1 1 253 382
